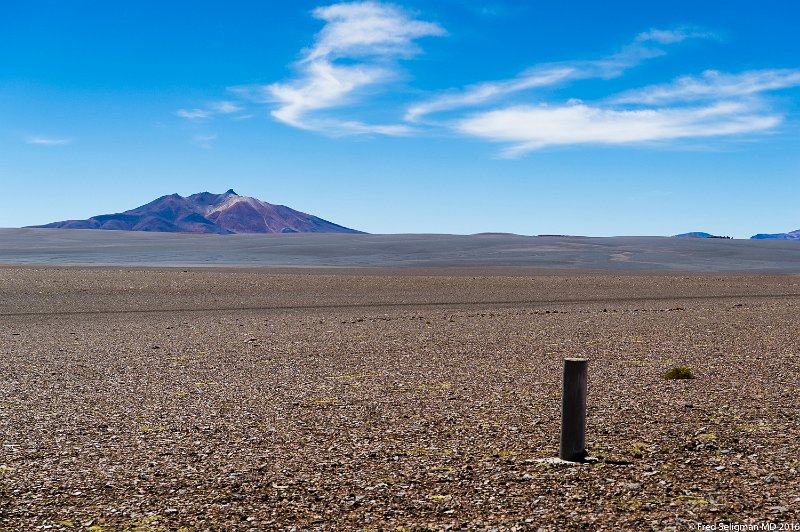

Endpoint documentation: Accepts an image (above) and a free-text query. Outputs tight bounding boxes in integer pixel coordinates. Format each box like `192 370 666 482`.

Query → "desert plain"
2 229 800 530
1 259 799 531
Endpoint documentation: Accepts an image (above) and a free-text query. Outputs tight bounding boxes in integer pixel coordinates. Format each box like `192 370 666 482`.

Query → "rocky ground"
1 267 799 530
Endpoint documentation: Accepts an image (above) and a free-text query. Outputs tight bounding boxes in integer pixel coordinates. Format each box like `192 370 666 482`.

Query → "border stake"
560 358 588 462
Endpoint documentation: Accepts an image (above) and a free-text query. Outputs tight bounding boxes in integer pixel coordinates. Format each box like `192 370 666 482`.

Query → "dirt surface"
1 267 799 530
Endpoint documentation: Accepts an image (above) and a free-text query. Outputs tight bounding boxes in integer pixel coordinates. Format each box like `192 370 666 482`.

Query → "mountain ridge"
29 190 364 235
751 229 800 240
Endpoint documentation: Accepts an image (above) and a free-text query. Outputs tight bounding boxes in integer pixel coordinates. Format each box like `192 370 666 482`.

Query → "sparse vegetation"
664 366 695 379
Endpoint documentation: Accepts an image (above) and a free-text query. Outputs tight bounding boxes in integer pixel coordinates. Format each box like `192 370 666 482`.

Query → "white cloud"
176 108 210 120
612 69 800 105
209 101 243 114
455 101 781 157
305 2 445 62
25 136 72 146
402 25 794 156
298 118 413 136
405 66 576 122
226 85 269 103
269 61 391 128
193 133 218 149
267 1 444 134
635 27 717 44
176 101 244 120
181 12 795 156
405 27 713 122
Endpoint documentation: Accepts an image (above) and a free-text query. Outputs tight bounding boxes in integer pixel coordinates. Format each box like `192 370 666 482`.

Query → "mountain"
29 189 364 234
751 229 800 240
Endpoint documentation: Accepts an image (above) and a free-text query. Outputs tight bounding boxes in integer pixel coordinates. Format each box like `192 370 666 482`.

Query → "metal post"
560 358 588 462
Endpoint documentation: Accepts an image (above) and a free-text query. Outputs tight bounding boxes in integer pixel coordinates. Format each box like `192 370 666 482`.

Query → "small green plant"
664 366 694 380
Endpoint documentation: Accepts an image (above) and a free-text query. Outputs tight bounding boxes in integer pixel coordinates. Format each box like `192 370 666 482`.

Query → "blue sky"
2 0 799 237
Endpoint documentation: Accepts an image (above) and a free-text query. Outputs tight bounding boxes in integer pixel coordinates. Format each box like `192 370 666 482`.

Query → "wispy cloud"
193 133 218 149
176 101 243 148
635 26 718 44
209 101 243 114
264 1 445 134
268 61 393 129
176 108 210 120
405 67 576 123
176 100 245 121
406 27 713 122
402 24 794 157
178 6 797 157
25 136 73 146
612 69 800 105
303 2 444 62
456 101 781 157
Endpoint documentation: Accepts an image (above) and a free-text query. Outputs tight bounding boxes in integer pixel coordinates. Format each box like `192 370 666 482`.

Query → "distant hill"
674 232 714 238
751 229 800 240
673 232 731 239
28 189 364 234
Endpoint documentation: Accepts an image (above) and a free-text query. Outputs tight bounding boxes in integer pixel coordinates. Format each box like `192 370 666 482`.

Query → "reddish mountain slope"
29 189 364 234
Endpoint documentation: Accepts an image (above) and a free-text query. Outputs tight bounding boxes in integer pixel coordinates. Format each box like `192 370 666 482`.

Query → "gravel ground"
1 267 799 530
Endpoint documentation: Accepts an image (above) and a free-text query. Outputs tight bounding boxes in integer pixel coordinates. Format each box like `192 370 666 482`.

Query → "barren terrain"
1 267 799 530
3 228 800 272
